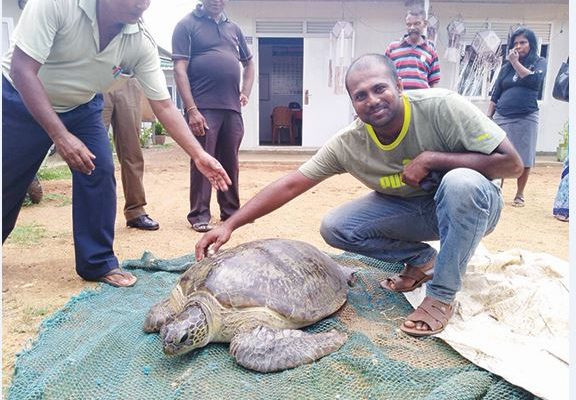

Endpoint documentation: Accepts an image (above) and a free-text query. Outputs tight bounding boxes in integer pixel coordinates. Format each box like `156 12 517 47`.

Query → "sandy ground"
2 143 569 390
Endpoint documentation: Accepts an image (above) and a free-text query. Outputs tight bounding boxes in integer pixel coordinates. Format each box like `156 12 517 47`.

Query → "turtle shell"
177 239 348 323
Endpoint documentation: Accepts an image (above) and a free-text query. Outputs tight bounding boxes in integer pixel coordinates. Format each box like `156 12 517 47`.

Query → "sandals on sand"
380 265 433 292
400 296 453 337
512 196 525 207
98 268 137 288
191 222 214 233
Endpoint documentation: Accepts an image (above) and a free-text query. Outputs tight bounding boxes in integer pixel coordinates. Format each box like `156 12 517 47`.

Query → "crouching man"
195 54 523 336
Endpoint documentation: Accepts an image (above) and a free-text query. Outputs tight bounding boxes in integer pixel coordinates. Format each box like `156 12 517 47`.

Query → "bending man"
2 0 231 287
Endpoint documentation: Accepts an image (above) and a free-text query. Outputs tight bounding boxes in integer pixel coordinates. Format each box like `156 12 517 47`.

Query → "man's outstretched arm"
149 98 231 191
195 171 319 260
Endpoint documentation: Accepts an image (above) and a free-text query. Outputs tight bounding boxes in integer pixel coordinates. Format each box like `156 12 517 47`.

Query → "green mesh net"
7 251 535 400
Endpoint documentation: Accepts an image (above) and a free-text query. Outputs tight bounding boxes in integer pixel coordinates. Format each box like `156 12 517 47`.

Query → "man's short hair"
406 9 427 19
345 54 399 92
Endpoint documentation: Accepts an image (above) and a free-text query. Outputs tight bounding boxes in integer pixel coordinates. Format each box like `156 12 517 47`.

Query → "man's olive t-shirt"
299 89 506 197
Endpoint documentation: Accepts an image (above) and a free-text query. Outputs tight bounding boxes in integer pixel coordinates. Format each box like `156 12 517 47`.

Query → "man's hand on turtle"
195 154 231 191
53 132 96 175
195 226 232 261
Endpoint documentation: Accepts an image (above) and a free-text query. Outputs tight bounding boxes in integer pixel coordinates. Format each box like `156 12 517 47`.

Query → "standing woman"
487 27 547 207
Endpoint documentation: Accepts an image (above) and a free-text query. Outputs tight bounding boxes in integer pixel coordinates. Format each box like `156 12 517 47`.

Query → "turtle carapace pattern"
144 239 355 373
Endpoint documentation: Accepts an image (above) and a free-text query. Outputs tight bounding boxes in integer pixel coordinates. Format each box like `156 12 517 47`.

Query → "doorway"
258 37 303 146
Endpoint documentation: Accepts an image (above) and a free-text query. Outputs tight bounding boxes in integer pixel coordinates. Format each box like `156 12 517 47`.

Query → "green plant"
44 193 73 207
556 121 569 162
559 121 568 147
23 305 51 319
37 165 72 181
6 224 47 246
154 121 167 136
140 126 153 148
107 127 115 153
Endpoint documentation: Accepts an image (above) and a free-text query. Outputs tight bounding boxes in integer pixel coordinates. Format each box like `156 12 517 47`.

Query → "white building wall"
2 1 22 22
2 1 23 54
4 1 567 152
227 1 569 153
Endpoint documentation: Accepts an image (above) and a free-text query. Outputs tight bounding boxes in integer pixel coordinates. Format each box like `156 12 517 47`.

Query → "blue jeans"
2 76 118 280
320 168 503 303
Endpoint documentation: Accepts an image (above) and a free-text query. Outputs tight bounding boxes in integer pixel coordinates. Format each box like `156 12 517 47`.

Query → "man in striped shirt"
385 9 440 90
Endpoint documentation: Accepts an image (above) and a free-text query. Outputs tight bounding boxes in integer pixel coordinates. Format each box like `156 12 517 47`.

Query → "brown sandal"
380 265 433 292
400 296 453 337
97 268 137 288
191 222 214 233
512 196 525 207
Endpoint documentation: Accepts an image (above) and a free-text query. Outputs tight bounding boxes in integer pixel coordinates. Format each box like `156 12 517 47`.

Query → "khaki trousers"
102 79 147 221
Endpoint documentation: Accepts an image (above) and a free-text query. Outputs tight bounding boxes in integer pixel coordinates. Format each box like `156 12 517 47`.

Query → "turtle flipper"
230 326 347 373
143 298 173 333
337 264 358 287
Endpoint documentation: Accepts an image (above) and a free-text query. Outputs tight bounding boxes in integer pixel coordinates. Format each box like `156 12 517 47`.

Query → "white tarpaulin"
404 243 569 400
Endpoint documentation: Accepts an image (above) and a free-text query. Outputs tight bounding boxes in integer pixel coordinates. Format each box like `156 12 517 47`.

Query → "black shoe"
126 214 159 231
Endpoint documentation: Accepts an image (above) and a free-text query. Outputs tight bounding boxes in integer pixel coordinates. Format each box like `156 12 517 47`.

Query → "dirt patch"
2 144 568 389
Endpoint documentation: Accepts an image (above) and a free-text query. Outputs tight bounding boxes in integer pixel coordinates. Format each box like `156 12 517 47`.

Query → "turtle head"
160 303 211 355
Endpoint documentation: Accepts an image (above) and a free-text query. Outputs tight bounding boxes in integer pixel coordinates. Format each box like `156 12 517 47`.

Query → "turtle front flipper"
230 326 347 373
144 298 173 333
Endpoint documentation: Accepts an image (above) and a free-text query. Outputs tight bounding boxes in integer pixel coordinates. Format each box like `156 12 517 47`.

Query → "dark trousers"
2 76 118 280
188 109 243 225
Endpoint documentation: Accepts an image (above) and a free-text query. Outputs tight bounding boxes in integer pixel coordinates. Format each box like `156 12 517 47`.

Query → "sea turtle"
144 238 355 373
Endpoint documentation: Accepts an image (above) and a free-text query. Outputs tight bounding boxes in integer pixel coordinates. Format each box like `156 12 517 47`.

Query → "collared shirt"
172 4 252 112
2 0 169 112
385 35 440 90
299 89 504 197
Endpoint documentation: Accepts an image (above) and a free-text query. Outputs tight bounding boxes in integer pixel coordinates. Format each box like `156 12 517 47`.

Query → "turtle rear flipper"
339 264 358 287
230 326 347 373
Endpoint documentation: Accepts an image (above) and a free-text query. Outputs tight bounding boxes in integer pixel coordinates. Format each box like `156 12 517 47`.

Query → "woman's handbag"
552 59 569 102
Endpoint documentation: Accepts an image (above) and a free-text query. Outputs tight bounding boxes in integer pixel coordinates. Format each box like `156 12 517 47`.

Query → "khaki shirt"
299 89 506 198
2 0 170 112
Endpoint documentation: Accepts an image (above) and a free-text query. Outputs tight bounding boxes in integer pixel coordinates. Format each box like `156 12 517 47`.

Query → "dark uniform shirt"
171 5 252 113
490 57 547 117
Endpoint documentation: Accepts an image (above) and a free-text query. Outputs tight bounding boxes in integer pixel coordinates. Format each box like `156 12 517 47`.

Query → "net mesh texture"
7 251 535 400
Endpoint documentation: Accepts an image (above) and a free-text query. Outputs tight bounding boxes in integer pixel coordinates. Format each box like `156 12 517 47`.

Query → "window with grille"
458 21 551 100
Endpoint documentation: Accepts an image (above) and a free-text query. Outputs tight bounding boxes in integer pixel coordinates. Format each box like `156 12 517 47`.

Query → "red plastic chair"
271 106 294 145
